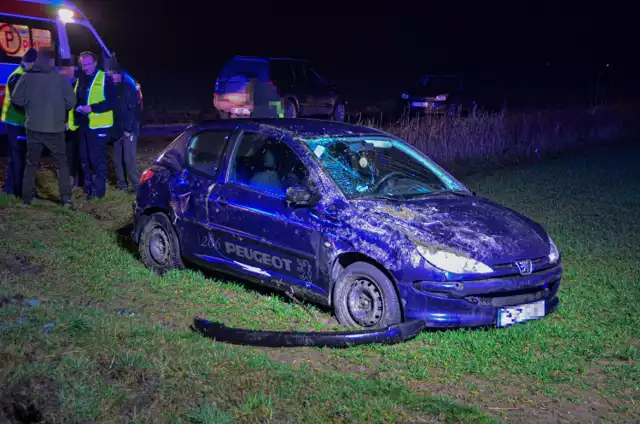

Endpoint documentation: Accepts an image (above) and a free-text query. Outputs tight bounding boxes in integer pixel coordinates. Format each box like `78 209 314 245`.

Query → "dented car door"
206 129 327 299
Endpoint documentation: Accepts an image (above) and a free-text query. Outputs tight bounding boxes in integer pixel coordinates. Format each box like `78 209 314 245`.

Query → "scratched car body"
132 118 562 330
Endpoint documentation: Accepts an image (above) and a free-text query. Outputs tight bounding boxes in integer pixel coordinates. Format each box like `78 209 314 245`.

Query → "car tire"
331 102 346 122
332 261 403 329
139 212 185 274
284 99 297 118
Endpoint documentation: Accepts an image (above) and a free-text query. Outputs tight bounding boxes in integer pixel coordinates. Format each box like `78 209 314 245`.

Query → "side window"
186 130 231 178
229 132 309 198
0 19 57 64
269 60 293 85
290 62 307 85
306 66 326 87
65 22 104 59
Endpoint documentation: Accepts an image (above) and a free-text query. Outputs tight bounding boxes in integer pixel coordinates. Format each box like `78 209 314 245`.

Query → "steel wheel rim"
149 227 170 265
346 278 384 327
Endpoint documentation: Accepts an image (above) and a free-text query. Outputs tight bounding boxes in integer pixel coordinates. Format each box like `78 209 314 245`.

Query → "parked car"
400 74 478 117
132 118 562 330
213 56 346 121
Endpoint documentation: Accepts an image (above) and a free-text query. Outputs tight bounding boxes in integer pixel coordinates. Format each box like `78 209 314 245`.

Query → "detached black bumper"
192 318 426 348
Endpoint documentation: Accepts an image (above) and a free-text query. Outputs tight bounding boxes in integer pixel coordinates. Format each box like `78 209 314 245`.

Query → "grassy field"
0 135 639 423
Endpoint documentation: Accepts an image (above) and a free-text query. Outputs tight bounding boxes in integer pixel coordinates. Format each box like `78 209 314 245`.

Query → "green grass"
1 140 639 423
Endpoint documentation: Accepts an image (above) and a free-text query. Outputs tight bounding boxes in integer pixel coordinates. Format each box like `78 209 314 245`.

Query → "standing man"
10 47 76 207
106 60 141 192
1 48 38 197
251 76 284 118
70 51 115 200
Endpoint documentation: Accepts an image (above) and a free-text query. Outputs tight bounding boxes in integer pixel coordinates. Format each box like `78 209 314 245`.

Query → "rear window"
186 130 232 178
220 58 269 80
0 18 57 64
65 22 105 58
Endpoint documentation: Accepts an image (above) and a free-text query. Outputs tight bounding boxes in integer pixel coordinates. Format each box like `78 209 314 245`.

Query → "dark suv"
400 74 478 117
213 56 346 121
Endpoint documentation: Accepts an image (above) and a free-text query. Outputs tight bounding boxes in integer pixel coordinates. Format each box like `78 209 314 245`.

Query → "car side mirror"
286 186 321 207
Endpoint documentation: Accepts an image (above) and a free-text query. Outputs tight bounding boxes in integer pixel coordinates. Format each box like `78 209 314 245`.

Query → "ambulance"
1 0 142 134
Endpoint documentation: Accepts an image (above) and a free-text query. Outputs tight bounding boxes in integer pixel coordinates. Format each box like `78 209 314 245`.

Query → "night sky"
72 0 637 110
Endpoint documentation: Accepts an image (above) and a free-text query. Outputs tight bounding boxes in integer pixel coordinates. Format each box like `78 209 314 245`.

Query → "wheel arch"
329 252 405 320
134 205 176 243
282 96 299 113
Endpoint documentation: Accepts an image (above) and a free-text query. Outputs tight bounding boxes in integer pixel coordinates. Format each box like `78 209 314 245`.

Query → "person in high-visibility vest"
1 48 37 197
69 51 115 200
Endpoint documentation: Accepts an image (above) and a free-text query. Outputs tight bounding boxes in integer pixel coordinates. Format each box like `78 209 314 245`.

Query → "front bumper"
192 317 426 348
408 100 448 112
398 264 563 328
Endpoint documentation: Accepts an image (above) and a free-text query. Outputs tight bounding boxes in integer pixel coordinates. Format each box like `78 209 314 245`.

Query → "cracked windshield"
304 136 463 199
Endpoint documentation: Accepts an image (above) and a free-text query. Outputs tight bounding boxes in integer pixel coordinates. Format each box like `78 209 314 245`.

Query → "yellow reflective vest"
1 66 25 126
68 70 114 131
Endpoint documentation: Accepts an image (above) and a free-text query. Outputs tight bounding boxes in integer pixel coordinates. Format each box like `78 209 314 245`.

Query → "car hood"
351 195 550 265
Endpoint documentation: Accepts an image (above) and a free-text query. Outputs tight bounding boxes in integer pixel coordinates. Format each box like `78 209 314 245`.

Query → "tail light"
140 168 155 184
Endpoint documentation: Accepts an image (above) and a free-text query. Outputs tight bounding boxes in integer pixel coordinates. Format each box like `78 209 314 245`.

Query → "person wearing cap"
10 47 77 208
67 51 115 200
1 47 38 197
106 59 141 192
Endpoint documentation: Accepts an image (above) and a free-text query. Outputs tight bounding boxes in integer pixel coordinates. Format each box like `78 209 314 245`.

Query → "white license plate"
411 101 429 107
497 300 545 328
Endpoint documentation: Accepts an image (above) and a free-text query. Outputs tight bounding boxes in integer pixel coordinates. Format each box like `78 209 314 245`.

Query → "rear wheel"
139 212 184 274
332 262 402 329
331 102 346 122
284 99 297 118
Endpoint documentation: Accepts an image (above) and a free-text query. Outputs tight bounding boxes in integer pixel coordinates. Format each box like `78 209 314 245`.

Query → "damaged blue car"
132 118 562 330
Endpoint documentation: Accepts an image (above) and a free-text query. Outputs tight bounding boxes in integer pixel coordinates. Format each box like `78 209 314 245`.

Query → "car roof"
229 56 309 63
419 74 460 79
196 118 389 140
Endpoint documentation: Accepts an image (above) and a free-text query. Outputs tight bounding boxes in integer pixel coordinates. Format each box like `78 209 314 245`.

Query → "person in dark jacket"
106 60 141 191
251 75 284 118
10 47 77 207
73 51 116 200
1 48 37 197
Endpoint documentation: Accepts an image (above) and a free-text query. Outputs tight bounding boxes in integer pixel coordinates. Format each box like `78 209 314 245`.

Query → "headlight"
401 93 409 100
435 94 448 101
548 236 559 264
417 244 493 274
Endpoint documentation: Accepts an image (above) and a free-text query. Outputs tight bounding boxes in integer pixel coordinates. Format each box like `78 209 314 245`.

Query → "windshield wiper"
356 193 406 202
409 190 472 199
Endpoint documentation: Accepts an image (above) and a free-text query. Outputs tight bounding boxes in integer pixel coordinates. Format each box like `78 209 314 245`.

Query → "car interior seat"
248 148 283 195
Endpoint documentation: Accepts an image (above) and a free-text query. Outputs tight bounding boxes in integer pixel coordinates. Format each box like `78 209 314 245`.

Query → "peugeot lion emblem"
515 259 533 275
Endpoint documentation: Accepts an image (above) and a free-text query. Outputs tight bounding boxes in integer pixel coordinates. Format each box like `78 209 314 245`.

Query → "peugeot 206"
132 118 562 330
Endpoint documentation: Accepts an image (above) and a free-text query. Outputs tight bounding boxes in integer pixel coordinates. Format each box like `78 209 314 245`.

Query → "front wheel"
139 212 185 274
332 262 402 329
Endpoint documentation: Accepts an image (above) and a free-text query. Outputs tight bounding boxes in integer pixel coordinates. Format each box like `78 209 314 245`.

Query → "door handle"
217 196 228 206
